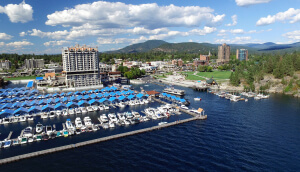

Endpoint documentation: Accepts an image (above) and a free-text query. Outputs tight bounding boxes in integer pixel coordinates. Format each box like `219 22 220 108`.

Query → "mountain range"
105 40 300 54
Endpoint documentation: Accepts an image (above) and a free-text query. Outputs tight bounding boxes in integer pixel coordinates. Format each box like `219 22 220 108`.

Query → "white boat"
41 112 48 119
132 111 141 118
12 116 19 123
99 114 109 123
62 110 68 116
128 101 135 106
19 116 26 122
23 126 33 137
2 118 11 124
74 108 81 114
3 139 11 148
87 106 94 112
103 105 109 110
194 97 201 101
134 99 140 105
35 123 44 134
45 125 53 135
180 105 189 110
81 107 88 114
163 87 185 95
28 137 34 143
117 113 126 121
98 105 104 111
124 120 130 125
108 113 118 123
49 111 56 118
142 116 150 121
65 119 75 130
254 96 261 100
139 99 144 105
27 116 34 121
119 102 126 107
19 137 27 144
83 116 93 127
92 105 99 111
109 122 115 128
158 122 168 126
125 112 133 119
75 117 83 128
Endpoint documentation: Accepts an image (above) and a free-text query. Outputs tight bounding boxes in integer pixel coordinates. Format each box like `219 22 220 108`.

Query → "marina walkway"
0 116 202 165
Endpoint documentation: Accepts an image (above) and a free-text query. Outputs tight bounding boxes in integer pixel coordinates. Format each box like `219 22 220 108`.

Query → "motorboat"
12 116 19 123
28 137 34 143
74 108 81 114
2 118 11 124
35 135 42 141
142 116 150 122
124 120 130 125
139 99 145 105
103 105 109 110
98 105 104 111
125 112 133 119
19 115 26 122
80 107 88 114
62 110 68 116
35 123 44 134
178 105 188 111
102 122 109 129
12 139 19 145
65 119 75 130
63 130 69 137
87 106 94 112
49 111 56 118
117 113 126 121
158 122 168 126
254 96 261 100
69 108 76 115
163 87 185 95
119 102 126 108
3 139 11 148
109 121 115 128
45 125 53 135
75 117 83 128
27 116 34 121
128 101 135 106
99 114 109 123
92 105 99 111
40 112 48 119
132 111 141 118
56 131 62 137
23 126 33 137
56 110 62 116
108 113 118 123
20 137 28 144
194 97 201 101
92 125 99 131
83 116 93 127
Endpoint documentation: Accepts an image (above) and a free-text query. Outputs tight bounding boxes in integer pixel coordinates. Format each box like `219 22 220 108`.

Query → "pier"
0 116 202 165
193 85 208 92
6 131 13 140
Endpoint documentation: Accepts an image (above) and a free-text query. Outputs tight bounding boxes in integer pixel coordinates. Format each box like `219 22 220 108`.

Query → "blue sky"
0 0 299 54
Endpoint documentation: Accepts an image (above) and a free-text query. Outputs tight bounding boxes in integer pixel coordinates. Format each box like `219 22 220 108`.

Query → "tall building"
62 44 100 87
236 49 248 61
217 43 230 64
25 58 44 69
0 60 11 70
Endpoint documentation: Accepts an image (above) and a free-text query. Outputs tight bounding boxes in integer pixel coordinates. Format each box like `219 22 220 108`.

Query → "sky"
0 0 299 54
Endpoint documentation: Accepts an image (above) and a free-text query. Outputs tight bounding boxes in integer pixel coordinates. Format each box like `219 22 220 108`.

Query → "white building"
62 44 101 87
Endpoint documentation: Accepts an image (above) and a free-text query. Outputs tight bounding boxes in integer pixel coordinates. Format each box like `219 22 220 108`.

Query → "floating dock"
0 116 203 165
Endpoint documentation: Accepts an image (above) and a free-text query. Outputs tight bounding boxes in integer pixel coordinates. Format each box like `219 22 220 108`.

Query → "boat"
12 116 19 123
158 122 168 126
132 111 141 118
2 118 11 124
56 131 62 137
83 116 93 128
23 126 33 137
103 105 109 110
99 114 109 123
128 101 135 106
163 87 185 95
117 113 126 121
75 117 83 128
63 130 69 137
35 123 44 134
45 125 53 135
74 108 81 114
12 139 19 145
19 116 26 122
109 121 115 128
3 139 11 148
119 102 126 107
36 135 42 141
92 105 99 111
49 111 56 118
27 116 34 121
28 137 34 143
180 105 189 110
40 112 48 119
98 105 104 111
62 110 68 116
194 97 201 101
20 137 28 144
69 108 76 115
56 110 62 116
42 134 49 140
80 107 88 114
65 119 75 130
124 120 130 125
87 106 94 112
108 113 118 123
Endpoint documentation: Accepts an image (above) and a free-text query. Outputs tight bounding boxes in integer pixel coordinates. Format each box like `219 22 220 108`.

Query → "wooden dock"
6 131 13 140
0 116 202 165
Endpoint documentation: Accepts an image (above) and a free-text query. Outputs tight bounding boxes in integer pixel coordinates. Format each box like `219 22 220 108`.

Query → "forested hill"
106 40 167 53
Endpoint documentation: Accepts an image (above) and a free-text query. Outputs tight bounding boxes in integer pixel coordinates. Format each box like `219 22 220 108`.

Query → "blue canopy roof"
55 98 61 103
39 99 47 105
103 92 109 97
66 102 78 108
55 103 66 110
78 100 89 106
101 88 106 92
47 98 55 104
108 97 116 102
81 90 86 95
110 92 116 96
127 95 135 100
26 81 34 88
60 92 65 96
179 99 186 102
1 103 13 109
36 77 43 80
110 86 117 90
88 99 98 105
88 90 93 93
83 95 90 100
118 96 126 101
94 89 99 93
42 104 55 112
30 100 38 106
21 101 31 107
96 93 103 98
105 87 111 91
12 102 22 108
69 96 76 102
171 95 177 100
98 98 107 103
53 93 58 97
67 92 73 96
0 109 14 117
14 107 28 115
136 93 144 98
76 95 83 101
90 94 97 99
74 91 80 95
28 106 42 113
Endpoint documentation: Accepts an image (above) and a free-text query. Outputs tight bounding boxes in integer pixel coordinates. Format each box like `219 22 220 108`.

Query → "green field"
196 71 232 80
4 75 43 81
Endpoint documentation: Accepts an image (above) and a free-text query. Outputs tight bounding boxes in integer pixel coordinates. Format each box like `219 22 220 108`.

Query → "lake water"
0 82 299 171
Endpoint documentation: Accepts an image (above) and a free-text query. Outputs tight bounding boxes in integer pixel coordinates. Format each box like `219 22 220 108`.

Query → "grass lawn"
196 71 232 80
186 74 206 80
154 75 167 79
4 75 43 81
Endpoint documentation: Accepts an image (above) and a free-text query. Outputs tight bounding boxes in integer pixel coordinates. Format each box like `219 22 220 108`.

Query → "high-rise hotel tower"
62 44 101 87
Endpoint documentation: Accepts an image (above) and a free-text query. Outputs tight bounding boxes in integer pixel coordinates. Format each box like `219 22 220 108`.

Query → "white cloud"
0 1 33 23
0 33 13 40
226 15 237 26
230 29 244 34
0 42 4 46
256 8 300 26
6 41 33 47
44 40 70 47
283 30 300 41
19 32 26 37
46 1 225 29
217 29 272 36
189 27 217 35
215 36 252 44
29 29 69 39
235 0 272 6
97 36 148 45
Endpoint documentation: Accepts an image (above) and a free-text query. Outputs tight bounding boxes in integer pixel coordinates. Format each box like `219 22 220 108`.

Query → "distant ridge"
105 40 300 54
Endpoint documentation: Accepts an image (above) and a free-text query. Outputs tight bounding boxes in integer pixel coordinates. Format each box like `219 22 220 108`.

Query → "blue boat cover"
26 81 33 88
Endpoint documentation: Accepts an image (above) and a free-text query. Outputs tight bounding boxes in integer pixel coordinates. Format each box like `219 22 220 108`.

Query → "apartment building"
25 58 44 69
217 43 230 64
